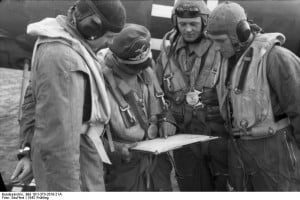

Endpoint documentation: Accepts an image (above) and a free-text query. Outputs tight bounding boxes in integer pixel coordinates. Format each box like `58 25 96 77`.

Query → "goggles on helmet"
175 6 201 18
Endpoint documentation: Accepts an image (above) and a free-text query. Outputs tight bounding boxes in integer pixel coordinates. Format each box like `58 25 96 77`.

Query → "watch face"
186 91 200 106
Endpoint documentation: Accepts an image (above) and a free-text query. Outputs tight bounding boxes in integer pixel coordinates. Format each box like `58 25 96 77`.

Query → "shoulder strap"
103 69 129 110
103 68 149 132
103 69 136 127
234 48 253 93
145 67 169 110
117 78 149 132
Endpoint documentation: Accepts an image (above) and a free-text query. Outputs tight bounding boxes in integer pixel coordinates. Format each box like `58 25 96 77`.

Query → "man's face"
86 31 118 52
207 33 235 58
177 17 202 43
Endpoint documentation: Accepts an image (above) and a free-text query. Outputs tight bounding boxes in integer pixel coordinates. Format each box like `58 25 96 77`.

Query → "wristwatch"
17 145 31 160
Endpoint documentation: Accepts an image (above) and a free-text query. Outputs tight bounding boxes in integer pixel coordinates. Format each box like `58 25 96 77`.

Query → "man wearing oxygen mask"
11 0 126 191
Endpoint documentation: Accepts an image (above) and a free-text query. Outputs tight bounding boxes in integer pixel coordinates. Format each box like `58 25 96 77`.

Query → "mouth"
184 33 195 38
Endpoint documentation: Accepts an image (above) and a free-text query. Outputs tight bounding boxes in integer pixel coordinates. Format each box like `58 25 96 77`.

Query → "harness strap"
119 82 149 133
104 68 150 137
234 48 253 94
104 70 137 127
145 68 169 110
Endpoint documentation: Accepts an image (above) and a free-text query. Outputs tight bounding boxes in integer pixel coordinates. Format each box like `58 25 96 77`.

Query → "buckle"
163 73 173 90
120 105 136 123
155 92 169 110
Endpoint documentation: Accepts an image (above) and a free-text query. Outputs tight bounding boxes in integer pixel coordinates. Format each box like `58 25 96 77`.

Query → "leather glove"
11 156 33 185
159 121 176 138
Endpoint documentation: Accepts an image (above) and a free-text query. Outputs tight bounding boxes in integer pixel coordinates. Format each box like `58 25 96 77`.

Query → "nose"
186 24 193 32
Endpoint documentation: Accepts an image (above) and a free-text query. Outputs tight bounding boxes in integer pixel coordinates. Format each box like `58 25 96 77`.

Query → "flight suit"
156 34 229 191
19 16 111 191
217 33 300 191
103 53 174 191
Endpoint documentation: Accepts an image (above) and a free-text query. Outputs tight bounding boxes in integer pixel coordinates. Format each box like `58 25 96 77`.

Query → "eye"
178 22 186 27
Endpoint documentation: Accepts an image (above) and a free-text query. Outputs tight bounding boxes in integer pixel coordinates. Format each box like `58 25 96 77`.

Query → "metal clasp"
194 88 204 108
155 92 169 110
163 73 173 90
120 105 136 124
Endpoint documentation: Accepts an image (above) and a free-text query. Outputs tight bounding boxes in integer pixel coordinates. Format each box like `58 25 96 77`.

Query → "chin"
183 37 197 43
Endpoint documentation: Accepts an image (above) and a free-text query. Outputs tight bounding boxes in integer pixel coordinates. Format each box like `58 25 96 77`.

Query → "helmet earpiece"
77 15 104 40
171 14 178 31
236 20 251 43
75 0 106 40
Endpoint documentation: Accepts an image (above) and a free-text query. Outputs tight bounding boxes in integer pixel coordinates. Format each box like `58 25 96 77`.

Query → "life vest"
29 17 111 125
103 66 167 142
217 33 289 139
159 33 222 123
28 17 111 164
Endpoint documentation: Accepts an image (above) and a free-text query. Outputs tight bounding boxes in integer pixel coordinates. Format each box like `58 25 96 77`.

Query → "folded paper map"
130 134 218 154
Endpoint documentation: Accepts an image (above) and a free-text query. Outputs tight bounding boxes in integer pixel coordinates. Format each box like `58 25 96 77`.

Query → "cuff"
157 111 177 127
17 145 31 160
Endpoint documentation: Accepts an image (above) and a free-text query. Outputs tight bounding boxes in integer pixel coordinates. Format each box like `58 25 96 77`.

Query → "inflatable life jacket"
159 33 223 126
217 33 289 139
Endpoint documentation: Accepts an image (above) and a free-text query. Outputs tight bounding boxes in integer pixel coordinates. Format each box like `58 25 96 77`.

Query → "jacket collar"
174 36 212 57
105 52 151 85
57 15 97 59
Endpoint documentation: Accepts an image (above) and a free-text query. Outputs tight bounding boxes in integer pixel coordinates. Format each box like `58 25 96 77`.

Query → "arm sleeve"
267 46 300 147
19 82 35 149
33 42 86 191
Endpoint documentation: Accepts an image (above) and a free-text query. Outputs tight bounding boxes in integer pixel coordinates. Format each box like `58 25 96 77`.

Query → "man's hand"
159 121 176 138
10 157 33 185
147 123 158 139
117 142 137 162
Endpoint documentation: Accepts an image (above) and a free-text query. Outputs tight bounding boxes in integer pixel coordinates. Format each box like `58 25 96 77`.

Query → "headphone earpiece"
77 14 104 40
236 20 251 43
171 14 178 31
75 0 106 41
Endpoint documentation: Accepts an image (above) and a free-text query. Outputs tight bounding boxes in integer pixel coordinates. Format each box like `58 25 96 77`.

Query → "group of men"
10 0 300 191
